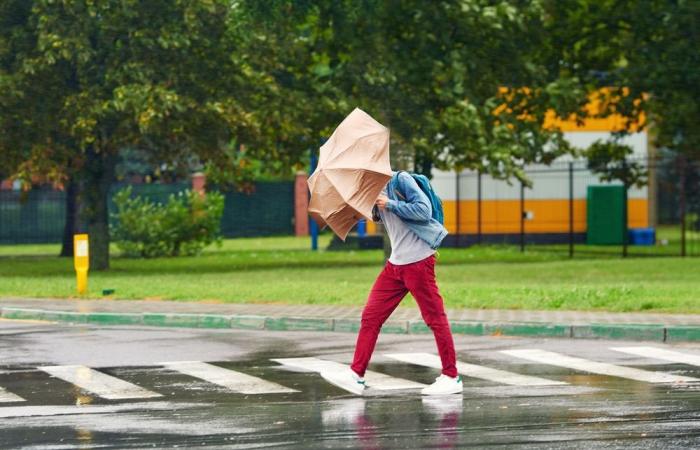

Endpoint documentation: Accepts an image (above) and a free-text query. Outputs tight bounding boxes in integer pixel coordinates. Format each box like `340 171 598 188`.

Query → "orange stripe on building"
443 199 648 234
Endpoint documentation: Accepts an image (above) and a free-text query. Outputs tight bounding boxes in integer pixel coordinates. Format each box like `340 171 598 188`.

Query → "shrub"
112 187 224 258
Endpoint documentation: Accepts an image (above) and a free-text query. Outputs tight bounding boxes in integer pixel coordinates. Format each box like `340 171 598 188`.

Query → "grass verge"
0 234 699 313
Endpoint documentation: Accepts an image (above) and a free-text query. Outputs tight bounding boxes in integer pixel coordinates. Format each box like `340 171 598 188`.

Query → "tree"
543 0 700 158
541 0 699 255
242 1 586 184
615 0 699 159
586 141 648 189
0 0 270 269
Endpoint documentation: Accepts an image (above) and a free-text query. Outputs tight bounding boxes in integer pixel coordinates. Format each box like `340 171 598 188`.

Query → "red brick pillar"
294 171 309 236
192 172 206 196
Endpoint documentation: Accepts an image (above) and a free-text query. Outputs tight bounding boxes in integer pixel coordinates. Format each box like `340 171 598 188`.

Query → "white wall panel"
432 131 648 201
562 131 647 157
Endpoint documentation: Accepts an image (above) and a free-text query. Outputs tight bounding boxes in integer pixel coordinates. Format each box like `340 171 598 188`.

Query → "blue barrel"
628 228 655 246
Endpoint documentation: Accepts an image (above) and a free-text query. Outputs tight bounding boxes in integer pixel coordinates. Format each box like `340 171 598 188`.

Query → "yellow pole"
73 234 89 295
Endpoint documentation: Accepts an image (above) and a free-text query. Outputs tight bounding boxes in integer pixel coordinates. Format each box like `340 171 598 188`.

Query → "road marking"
501 349 700 384
272 357 426 390
38 365 162 400
384 352 567 386
0 386 25 403
160 361 298 394
0 402 205 418
610 347 700 367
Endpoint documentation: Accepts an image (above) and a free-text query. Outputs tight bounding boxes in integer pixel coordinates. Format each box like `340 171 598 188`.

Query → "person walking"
323 171 462 396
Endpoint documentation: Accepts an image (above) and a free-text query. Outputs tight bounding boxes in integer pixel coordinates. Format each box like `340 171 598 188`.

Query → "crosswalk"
0 346 698 403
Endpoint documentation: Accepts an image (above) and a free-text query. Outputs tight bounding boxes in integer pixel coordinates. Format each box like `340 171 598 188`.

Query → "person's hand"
376 194 389 210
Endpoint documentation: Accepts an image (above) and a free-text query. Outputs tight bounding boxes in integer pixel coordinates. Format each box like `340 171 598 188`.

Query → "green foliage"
203 141 294 192
544 0 700 158
3 0 698 268
613 0 700 158
241 0 582 182
111 187 224 258
0 0 271 269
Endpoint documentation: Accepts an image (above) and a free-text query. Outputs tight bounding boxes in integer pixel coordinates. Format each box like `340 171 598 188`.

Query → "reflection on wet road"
1 321 699 448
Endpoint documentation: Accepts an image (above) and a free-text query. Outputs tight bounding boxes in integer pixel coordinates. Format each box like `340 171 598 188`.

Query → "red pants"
351 255 458 378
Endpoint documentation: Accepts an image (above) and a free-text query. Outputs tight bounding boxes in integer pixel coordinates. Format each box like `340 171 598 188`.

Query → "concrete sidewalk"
2 296 699 342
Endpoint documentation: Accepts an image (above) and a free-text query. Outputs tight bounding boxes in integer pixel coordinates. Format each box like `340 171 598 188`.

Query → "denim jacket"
373 171 448 250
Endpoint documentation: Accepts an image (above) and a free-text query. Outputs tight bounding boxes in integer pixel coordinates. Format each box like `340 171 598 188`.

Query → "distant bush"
112 187 224 258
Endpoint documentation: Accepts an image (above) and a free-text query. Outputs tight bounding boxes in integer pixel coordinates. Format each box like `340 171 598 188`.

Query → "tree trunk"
83 147 117 270
59 178 79 257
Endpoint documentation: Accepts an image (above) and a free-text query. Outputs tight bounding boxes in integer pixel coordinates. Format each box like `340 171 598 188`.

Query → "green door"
587 185 625 245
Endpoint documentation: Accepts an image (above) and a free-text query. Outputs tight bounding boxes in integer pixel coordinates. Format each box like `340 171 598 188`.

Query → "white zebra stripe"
384 352 567 386
501 349 700 384
272 357 426 390
0 386 25 403
39 365 162 400
610 347 700 367
160 361 298 394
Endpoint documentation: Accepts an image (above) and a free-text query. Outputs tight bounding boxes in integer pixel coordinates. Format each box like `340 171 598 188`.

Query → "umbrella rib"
327 172 389 221
309 178 378 223
320 167 393 178
315 168 391 206
308 174 354 210
322 129 389 167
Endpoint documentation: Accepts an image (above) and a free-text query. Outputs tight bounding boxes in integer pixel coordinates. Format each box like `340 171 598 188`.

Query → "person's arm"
385 173 432 222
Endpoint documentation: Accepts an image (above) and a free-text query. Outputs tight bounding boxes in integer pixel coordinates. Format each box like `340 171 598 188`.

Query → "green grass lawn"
1 234 699 313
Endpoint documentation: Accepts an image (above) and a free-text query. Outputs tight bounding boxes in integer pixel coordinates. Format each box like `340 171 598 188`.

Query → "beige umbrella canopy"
308 108 392 240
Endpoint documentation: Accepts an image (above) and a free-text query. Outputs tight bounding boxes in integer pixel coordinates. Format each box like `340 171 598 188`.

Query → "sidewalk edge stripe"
2 307 700 342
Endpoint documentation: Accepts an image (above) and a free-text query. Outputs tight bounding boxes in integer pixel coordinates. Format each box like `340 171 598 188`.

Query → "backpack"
393 171 445 225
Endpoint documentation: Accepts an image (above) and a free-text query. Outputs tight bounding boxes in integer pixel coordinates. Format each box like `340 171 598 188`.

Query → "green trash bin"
586 185 625 245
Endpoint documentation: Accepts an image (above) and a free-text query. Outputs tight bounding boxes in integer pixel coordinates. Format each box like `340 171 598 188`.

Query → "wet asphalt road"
1 319 700 449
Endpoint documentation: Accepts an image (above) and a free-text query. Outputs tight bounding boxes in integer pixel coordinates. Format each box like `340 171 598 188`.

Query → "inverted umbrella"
308 107 392 240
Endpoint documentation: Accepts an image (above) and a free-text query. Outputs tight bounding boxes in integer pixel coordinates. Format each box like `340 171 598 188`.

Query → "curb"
1 306 698 342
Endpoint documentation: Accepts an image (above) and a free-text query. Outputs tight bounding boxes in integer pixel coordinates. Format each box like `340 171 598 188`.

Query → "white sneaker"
321 368 366 395
421 374 463 396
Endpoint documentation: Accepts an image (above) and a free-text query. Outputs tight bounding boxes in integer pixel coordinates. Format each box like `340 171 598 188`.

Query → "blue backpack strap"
397 172 444 225
390 171 407 201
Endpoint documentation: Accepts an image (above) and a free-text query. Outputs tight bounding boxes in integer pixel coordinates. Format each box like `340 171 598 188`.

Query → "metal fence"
2 156 697 258
0 181 294 244
0 189 66 244
216 182 295 238
441 155 700 257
